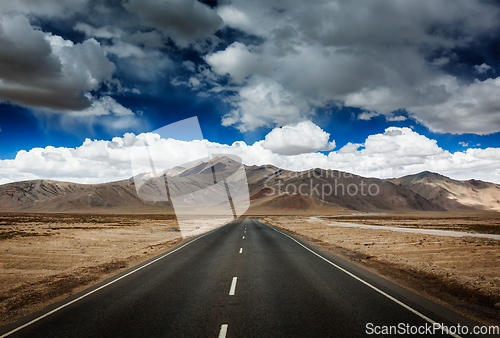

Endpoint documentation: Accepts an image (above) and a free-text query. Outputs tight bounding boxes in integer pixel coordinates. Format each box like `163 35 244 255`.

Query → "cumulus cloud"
221 76 312 131
200 0 500 134
0 16 115 110
262 121 335 155
205 42 273 84
1 127 499 185
123 0 223 48
409 77 500 134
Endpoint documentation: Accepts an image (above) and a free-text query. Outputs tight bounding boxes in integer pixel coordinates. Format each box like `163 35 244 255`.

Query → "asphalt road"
0 218 491 337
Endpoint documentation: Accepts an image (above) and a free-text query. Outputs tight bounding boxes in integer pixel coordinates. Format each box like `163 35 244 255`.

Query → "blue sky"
0 0 499 184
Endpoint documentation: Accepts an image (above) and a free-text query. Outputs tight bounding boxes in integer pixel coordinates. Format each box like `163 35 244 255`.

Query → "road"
0 218 489 337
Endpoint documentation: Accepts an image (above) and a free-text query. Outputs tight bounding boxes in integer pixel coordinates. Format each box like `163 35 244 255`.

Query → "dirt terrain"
261 213 500 325
0 213 184 327
1 212 499 328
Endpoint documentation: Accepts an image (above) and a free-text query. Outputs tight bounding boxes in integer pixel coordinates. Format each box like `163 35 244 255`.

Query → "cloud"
1 127 499 185
0 16 115 111
221 76 312 131
459 142 469 147
123 0 223 48
198 0 500 134
205 42 273 84
409 76 500 134
386 115 407 122
0 0 88 17
475 63 492 74
262 121 335 155
75 21 173 81
34 96 148 136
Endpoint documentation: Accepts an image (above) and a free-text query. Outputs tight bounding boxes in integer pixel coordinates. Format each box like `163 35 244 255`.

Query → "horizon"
0 1 499 184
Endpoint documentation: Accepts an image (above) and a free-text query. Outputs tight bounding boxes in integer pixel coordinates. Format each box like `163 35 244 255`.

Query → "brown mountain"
390 171 500 211
244 166 444 214
2 157 497 214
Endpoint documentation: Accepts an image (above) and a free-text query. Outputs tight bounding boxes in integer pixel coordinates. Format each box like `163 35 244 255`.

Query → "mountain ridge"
0 157 499 213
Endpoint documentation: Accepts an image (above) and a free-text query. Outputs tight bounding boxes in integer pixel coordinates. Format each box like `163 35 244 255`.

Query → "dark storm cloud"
123 0 224 48
0 15 115 110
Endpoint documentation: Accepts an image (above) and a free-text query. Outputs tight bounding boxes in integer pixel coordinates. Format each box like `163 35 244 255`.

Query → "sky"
0 0 499 184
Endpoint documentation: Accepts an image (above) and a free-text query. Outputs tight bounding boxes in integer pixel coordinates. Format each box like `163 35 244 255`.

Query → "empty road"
0 218 488 337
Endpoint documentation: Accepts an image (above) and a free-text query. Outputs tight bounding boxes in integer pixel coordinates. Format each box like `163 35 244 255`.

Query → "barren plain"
1 212 499 328
0 213 184 327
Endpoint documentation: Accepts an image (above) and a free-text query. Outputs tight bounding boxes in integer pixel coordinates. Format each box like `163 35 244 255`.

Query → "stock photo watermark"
129 116 250 238
263 168 381 199
365 322 499 336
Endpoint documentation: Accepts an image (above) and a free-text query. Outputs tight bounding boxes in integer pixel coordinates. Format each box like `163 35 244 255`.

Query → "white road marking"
239 248 243 253
0 227 221 338
229 277 238 295
219 324 228 338
268 224 463 338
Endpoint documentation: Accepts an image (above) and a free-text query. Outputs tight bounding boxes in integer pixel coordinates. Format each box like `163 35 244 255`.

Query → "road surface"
0 218 489 337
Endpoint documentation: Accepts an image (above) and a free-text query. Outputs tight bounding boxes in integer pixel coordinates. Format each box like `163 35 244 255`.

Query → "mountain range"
0 156 499 214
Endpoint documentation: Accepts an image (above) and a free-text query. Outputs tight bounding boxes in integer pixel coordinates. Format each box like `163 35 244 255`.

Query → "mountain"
390 171 500 211
0 157 498 214
244 166 444 214
0 178 172 213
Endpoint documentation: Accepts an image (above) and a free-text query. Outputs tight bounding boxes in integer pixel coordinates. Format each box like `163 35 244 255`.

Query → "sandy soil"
0 213 184 327
261 213 500 325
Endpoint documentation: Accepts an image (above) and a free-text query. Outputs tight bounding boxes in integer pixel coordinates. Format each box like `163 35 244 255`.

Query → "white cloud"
387 115 407 122
205 42 272 84
75 23 124 39
69 96 134 117
0 16 115 110
262 121 335 155
459 142 469 147
475 63 492 74
1 127 499 185
221 76 312 131
198 0 500 134
123 0 223 48
409 76 500 135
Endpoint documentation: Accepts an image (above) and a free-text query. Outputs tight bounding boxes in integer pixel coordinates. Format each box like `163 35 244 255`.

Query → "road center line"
219 324 228 338
229 277 238 295
239 248 243 253
0 225 223 338
267 224 463 338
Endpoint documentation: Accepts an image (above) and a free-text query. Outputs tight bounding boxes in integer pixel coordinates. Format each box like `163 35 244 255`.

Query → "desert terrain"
2 211 499 328
261 212 500 325
0 213 186 327
1 160 500 328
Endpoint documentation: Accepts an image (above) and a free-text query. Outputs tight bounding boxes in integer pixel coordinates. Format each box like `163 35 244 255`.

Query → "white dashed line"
229 277 237 295
239 248 243 253
219 324 228 338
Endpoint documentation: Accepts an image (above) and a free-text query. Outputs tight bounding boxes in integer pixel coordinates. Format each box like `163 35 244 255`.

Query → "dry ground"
0 213 184 327
2 212 499 328
261 213 500 325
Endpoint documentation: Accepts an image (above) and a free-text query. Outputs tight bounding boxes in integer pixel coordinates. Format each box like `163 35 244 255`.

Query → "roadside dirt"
261 214 500 326
0 213 184 327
